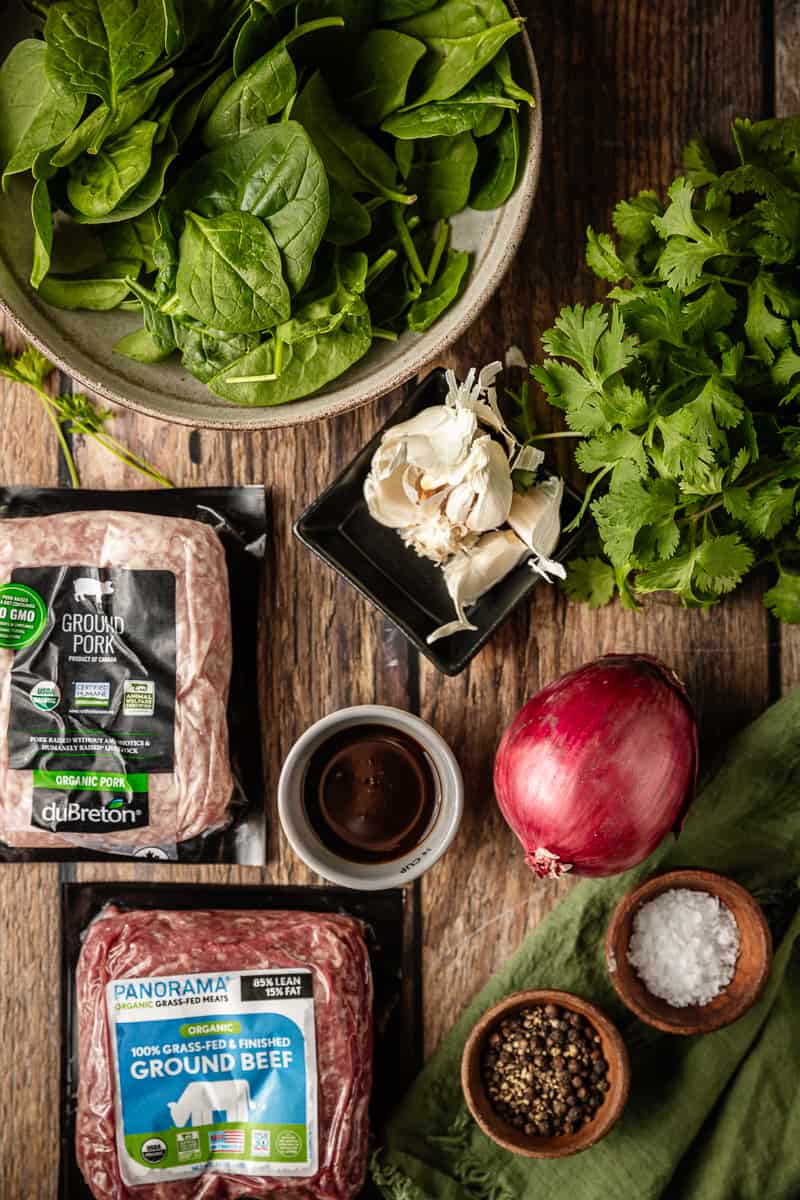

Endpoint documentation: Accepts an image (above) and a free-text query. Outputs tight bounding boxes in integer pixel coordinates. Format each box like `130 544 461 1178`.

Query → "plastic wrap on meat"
0 511 233 853
76 907 374 1200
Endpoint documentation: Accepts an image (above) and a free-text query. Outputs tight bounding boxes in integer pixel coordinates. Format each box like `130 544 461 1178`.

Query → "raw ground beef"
0 511 233 852
76 907 374 1200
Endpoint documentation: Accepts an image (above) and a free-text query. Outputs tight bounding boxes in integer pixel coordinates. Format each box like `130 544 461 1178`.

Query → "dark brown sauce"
303 724 439 863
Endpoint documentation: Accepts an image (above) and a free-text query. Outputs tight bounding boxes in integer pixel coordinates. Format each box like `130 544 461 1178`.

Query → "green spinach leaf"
167 122 329 293
45 0 174 111
203 18 343 148
382 74 516 139
474 105 504 137
176 210 291 332
0 39 85 185
343 30 426 126
114 326 174 362
405 131 478 218
39 258 141 310
102 209 159 271
67 119 158 218
376 0 437 19
407 247 469 330
493 46 535 106
232 3 277 75
30 179 53 289
174 323 261 381
69 127 178 225
294 71 411 203
470 109 519 209
404 19 523 109
52 68 173 166
396 0 511 38
325 182 373 245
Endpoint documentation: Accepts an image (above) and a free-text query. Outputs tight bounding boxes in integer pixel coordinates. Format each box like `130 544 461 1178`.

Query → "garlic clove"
465 438 514 532
381 405 476 472
427 530 528 643
508 477 567 581
365 465 421 529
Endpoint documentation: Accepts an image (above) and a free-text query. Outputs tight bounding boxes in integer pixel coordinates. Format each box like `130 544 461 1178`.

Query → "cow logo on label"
169 1080 256 1128
30 680 60 712
133 846 170 860
73 577 114 605
140 1137 167 1164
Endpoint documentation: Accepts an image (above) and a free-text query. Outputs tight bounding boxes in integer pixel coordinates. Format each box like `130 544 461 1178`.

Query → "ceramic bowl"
461 989 630 1158
605 869 772 1035
0 6 542 431
277 704 463 890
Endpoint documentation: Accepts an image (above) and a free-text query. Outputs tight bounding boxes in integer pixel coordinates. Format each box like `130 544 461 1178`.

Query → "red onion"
493 655 698 879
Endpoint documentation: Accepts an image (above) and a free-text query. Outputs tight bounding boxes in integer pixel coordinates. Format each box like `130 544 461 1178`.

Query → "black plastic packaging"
0 486 267 862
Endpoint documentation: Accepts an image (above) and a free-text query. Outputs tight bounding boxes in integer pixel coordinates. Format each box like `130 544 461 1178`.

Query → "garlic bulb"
364 361 565 641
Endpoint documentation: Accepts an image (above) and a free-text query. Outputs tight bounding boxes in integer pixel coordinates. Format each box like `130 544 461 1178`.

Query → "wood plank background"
1 2 798 1195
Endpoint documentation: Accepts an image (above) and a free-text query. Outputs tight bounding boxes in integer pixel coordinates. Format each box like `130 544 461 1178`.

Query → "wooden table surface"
2 2 800 1196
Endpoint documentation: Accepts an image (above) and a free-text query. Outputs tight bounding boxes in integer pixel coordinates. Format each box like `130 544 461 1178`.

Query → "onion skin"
493 655 698 879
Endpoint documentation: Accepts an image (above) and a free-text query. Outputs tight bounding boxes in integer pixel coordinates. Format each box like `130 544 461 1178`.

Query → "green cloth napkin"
373 689 800 1200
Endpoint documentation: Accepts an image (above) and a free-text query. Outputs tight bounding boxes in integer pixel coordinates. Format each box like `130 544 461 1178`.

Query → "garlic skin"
428 531 529 643
363 361 566 641
508 476 567 581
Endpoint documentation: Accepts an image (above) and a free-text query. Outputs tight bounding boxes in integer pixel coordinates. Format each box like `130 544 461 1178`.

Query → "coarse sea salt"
627 888 741 1007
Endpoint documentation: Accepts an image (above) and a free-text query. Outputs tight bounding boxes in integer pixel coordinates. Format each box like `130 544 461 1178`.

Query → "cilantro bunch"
532 116 800 621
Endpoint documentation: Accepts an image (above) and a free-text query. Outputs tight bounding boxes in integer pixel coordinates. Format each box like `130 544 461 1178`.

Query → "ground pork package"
0 487 266 861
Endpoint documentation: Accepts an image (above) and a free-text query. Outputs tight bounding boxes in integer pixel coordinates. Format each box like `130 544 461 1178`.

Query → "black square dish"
294 371 583 675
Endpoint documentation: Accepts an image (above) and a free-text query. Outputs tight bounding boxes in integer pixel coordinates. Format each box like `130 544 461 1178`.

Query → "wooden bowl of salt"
605 869 772 1035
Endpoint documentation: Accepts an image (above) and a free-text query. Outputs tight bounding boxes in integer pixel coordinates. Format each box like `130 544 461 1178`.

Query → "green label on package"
107 968 318 1188
0 582 47 649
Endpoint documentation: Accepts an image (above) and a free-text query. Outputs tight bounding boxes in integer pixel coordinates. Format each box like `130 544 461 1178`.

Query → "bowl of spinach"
0 0 541 430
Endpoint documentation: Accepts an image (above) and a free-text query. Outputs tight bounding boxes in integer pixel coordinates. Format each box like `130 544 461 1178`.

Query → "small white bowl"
278 705 463 890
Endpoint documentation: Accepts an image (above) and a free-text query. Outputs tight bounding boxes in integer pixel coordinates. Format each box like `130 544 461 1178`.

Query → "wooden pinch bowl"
605 869 772 1036
461 989 630 1158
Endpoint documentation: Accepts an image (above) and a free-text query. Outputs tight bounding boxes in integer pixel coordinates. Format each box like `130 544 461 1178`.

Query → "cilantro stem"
686 465 785 523
37 390 80 488
529 431 583 440
564 463 614 533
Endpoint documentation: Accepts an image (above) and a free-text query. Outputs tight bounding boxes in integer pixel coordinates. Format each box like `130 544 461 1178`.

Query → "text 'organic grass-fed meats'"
76 907 374 1200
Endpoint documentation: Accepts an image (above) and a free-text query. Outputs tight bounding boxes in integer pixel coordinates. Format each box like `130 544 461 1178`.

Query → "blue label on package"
107 969 318 1187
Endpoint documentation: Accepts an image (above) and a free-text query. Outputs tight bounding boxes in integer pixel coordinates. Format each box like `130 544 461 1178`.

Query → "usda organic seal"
30 680 60 712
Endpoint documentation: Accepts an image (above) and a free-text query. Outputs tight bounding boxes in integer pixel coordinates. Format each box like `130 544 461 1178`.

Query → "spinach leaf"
474 105 504 137
203 18 343 148
382 75 516 139
342 30 426 126
175 324 261 381
167 123 329 293
68 127 178 224
296 0 375 36
176 210 291 333
102 209 160 271
368 256 421 325
407 247 469 330
45 0 173 111
294 71 412 204
376 0 437 19
396 0 510 38
405 132 478 218
212 249 372 404
51 68 173 166
114 326 174 362
30 179 53 289
325 182 372 245
232 3 277 75
67 119 158 219
470 109 520 209
0 40 85 185
404 19 524 108
493 45 535 106
211 301 371 404
38 258 141 310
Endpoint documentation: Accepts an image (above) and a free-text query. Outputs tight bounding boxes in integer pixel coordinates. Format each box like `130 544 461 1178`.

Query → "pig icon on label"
74 578 114 604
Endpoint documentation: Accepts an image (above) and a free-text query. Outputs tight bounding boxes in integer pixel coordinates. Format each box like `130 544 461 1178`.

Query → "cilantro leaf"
764 568 800 621
653 178 734 290
694 534 755 593
563 557 617 607
745 271 795 363
592 478 677 566
744 480 798 538
683 137 718 187
586 228 627 282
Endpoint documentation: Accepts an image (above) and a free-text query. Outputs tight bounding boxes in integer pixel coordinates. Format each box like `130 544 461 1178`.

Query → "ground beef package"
62 884 409 1200
0 487 266 862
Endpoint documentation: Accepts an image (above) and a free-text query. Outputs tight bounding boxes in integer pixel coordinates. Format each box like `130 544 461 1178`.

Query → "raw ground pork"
76 907 374 1200
0 511 233 852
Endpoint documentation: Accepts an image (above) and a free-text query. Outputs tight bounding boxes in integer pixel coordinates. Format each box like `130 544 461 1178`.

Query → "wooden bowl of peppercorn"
461 989 631 1158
